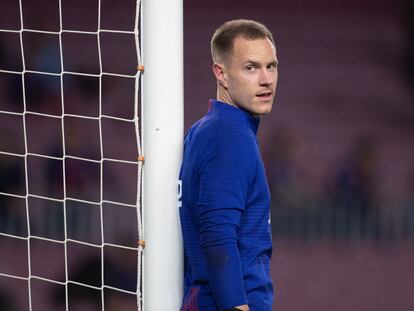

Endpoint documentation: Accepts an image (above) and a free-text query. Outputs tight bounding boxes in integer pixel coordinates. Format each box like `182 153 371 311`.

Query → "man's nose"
259 68 273 86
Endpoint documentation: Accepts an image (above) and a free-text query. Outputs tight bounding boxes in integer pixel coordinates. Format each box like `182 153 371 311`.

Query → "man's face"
221 37 278 116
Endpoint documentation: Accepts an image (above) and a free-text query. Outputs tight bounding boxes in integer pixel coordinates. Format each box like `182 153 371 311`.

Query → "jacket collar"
207 99 260 135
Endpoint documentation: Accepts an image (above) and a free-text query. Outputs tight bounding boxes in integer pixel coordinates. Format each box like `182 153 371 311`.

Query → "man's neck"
216 85 237 108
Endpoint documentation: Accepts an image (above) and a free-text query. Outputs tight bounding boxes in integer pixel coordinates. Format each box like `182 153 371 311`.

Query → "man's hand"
224 305 249 311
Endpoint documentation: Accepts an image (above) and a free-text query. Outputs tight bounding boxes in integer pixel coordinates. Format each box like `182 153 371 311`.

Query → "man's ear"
212 63 228 89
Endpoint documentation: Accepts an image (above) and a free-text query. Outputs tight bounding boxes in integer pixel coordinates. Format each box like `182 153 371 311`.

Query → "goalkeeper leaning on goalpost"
179 19 278 311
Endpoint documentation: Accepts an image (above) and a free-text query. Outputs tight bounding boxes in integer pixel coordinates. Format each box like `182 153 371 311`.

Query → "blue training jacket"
179 100 273 311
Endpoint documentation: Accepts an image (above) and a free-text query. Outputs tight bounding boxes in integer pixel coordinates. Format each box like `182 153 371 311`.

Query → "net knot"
137 156 145 163
137 65 145 73
138 240 146 248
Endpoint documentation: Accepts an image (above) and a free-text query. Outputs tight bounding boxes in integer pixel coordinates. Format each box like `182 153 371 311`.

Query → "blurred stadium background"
1 0 413 310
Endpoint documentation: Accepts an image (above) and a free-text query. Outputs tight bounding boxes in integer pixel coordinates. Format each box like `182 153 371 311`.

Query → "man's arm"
198 130 253 310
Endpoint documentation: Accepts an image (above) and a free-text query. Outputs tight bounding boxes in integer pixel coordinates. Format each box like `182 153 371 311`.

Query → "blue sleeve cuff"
202 242 248 310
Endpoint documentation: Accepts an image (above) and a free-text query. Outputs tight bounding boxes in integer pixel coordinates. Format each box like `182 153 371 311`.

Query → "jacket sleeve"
197 130 253 310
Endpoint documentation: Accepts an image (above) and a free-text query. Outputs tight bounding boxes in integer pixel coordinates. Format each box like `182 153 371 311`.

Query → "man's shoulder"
187 116 256 162
189 114 252 142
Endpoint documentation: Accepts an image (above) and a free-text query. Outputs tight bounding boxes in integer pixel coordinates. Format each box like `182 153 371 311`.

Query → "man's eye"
246 66 254 71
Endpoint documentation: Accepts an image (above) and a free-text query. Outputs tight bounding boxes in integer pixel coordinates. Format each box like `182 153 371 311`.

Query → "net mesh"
0 0 144 310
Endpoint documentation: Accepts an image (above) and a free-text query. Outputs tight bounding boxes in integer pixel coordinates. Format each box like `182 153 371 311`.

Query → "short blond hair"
211 19 275 63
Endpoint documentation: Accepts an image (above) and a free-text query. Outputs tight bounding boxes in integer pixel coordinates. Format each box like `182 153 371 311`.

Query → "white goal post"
142 0 184 310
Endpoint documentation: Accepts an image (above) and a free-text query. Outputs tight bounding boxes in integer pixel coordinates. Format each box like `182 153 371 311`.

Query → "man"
180 19 278 311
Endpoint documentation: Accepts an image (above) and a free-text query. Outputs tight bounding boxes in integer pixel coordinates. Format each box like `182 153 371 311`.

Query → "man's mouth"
256 91 272 98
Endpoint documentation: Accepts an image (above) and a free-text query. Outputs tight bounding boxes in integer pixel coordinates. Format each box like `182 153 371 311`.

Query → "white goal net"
0 0 145 310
